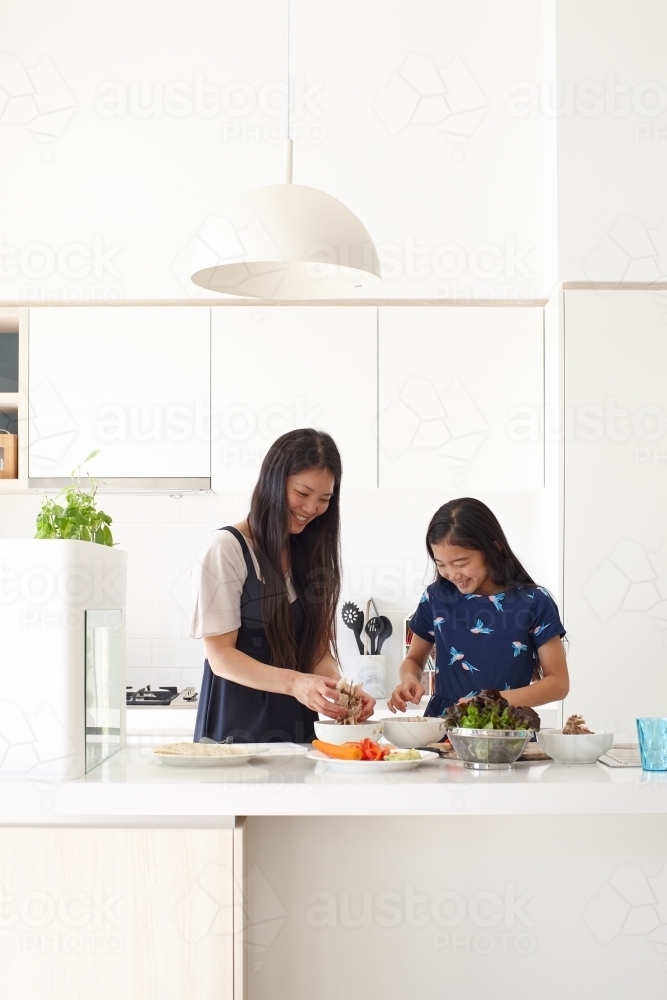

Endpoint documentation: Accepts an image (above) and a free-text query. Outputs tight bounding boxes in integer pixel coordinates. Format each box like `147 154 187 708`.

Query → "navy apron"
193 526 318 744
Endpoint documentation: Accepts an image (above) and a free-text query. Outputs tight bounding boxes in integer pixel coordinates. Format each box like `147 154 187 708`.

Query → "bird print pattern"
408 581 565 713
470 619 493 634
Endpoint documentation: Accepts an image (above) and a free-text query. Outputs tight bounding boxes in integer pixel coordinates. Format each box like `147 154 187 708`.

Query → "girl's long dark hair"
426 498 535 588
248 428 342 673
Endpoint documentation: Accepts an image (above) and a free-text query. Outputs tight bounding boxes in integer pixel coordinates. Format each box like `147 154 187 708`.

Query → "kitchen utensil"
364 616 384 655
375 615 393 654
447 727 532 770
364 599 371 653
636 718 667 771
536 728 613 764
341 601 365 654
382 717 446 747
305 749 437 773
199 735 234 745
314 719 384 744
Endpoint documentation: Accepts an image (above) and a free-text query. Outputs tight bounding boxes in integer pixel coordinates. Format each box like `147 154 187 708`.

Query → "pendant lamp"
190 2 381 300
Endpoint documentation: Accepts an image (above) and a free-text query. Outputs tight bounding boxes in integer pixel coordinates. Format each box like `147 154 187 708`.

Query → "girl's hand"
357 689 376 721
387 679 426 713
290 674 347 719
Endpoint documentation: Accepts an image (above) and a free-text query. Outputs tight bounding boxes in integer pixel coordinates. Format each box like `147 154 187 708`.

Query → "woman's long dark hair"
426 498 535 588
248 428 342 673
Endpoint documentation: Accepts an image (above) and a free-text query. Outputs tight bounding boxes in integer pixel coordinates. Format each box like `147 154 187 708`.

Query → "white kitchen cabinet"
564 289 667 734
211 307 377 492
29 307 210 486
378 307 544 490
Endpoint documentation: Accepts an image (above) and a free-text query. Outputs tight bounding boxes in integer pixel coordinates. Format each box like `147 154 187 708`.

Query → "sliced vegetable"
359 738 388 761
312 740 363 760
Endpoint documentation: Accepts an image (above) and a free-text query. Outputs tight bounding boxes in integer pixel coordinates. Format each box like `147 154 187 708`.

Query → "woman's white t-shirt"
189 528 297 640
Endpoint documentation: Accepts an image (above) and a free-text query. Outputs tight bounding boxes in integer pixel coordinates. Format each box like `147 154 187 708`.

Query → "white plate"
305 749 438 772
141 745 264 767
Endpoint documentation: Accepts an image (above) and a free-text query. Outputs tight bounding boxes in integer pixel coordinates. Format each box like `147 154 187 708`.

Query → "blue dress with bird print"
408 580 566 715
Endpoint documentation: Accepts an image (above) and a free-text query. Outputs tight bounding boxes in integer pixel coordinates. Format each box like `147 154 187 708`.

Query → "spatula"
375 615 393 654
364 616 385 656
341 601 365 654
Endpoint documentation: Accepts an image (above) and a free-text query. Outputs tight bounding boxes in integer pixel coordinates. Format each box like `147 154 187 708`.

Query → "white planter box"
0 539 127 779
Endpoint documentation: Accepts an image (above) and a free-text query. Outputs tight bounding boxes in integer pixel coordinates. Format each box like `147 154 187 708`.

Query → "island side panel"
246 814 667 1000
0 827 235 1000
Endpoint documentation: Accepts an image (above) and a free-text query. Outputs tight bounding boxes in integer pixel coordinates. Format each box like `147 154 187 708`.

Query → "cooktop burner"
126 685 197 706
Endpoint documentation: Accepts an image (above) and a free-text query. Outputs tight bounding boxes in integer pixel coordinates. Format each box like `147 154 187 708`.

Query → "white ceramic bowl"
536 728 614 764
382 717 447 748
314 719 384 745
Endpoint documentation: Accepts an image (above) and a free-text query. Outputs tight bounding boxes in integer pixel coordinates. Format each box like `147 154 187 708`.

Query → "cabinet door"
29 307 210 482
378 307 544 490
211 307 377 492
564 290 667 733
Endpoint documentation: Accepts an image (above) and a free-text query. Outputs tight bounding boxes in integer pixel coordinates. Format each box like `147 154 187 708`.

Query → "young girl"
388 498 569 716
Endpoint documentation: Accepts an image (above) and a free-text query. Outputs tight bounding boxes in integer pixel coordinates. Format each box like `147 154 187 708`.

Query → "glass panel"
85 610 122 773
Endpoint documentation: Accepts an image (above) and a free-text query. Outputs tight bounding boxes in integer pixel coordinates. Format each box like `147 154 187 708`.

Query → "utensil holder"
356 655 386 699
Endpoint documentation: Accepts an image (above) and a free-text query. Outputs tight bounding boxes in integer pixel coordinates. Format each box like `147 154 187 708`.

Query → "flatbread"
151 742 247 757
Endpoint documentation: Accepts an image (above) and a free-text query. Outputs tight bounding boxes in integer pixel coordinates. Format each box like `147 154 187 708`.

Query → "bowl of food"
314 718 384 745
536 715 613 763
443 690 540 770
382 716 447 747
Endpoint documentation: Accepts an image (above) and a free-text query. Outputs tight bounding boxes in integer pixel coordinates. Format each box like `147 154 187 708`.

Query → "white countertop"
1 740 666 825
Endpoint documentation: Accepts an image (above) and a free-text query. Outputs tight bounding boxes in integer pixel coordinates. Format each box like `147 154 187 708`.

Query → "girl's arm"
204 632 347 719
387 635 434 713
502 636 569 708
312 650 376 720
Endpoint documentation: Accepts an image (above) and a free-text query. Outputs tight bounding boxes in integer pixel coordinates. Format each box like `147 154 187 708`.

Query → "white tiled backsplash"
0 489 544 696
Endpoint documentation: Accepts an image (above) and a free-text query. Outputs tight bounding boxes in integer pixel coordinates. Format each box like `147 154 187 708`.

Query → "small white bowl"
382 717 447 748
314 719 384 745
536 728 614 764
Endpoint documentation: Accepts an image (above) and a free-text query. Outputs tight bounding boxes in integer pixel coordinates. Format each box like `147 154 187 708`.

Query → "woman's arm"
204 632 347 719
503 636 570 708
387 635 434 713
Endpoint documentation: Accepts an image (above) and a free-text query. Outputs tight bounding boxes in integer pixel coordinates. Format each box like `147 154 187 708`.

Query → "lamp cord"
286 0 291 140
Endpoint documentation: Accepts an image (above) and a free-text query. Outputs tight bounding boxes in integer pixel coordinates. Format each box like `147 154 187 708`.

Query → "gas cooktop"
126 685 198 706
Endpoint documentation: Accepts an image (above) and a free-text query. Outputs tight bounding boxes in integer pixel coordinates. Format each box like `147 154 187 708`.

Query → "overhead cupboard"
24 304 545 492
28 307 211 490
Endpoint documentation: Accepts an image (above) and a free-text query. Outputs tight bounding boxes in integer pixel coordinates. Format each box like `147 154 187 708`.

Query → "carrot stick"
312 740 363 760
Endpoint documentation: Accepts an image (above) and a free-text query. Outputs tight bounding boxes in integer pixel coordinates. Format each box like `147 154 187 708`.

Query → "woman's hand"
358 689 376 721
387 678 426 713
290 674 347 719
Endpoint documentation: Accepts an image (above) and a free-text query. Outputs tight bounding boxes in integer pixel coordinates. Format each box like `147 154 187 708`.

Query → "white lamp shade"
190 183 382 300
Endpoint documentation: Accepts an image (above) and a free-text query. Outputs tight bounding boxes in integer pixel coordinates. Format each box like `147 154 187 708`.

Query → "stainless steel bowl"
447 728 532 770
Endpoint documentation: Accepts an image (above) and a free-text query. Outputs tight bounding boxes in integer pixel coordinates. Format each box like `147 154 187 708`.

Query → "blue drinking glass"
636 718 667 771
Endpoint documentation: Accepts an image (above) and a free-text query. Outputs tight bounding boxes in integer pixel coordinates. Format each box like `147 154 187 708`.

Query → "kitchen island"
2 746 666 1000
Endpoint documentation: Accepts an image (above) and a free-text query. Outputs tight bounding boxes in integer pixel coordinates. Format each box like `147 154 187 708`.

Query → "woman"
190 428 375 743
